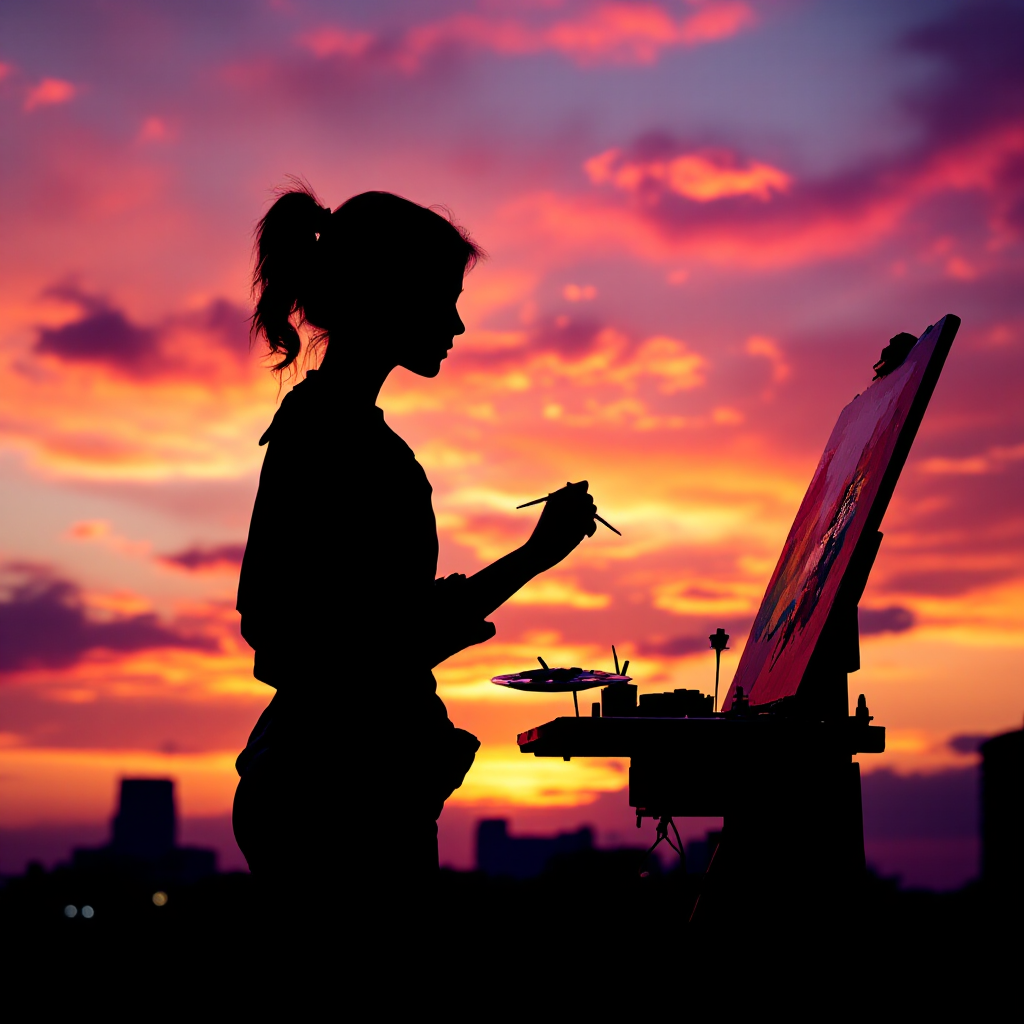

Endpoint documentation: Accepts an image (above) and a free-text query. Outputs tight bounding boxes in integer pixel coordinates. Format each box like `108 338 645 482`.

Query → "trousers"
232 684 477 928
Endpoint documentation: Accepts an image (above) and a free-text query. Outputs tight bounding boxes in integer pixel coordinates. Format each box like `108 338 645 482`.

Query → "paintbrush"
516 494 621 535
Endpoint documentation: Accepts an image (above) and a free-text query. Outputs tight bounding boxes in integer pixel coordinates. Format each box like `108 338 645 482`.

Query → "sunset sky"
1 0 1021 884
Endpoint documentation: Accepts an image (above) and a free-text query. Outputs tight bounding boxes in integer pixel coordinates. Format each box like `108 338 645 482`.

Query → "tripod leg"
689 829 726 925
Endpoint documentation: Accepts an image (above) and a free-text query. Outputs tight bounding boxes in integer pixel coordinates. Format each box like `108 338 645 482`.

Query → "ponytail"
251 182 483 372
251 181 332 371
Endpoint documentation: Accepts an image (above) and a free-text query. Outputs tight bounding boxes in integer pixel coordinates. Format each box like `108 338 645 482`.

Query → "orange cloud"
585 147 792 202
508 577 612 610
627 335 707 393
447 327 708 414
24 78 76 111
67 520 110 542
66 520 151 558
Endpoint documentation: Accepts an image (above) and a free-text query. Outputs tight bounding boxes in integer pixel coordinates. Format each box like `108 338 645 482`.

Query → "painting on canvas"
725 316 957 707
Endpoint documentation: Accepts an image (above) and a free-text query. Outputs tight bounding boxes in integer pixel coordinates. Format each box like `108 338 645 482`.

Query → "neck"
317 340 395 407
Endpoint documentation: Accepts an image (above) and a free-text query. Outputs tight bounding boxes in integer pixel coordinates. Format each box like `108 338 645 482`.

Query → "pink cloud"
744 336 791 384
677 0 757 44
300 2 757 71
299 27 374 59
137 116 175 143
24 77 76 111
918 443 1024 477
563 284 597 302
500 122 1024 271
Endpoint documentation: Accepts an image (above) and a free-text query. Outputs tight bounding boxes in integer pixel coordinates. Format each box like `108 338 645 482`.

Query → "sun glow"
1 1 1020 888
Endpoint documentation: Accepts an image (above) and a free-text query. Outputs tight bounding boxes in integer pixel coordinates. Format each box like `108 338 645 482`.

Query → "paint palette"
491 668 631 693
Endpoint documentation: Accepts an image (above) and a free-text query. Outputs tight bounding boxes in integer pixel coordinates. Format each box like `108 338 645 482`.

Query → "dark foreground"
2 850 1018 1012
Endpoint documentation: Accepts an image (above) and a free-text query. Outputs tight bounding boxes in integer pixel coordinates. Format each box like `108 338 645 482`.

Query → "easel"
516 315 960 929
684 529 884 926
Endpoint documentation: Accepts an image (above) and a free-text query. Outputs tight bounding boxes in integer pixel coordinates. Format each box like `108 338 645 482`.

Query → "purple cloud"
904 1 1024 143
0 565 217 673
884 568 1017 597
947 734 989 756
859 605 915 636
32 286 250 379
638 634 720 658
158 543 245 572
35 295 157 369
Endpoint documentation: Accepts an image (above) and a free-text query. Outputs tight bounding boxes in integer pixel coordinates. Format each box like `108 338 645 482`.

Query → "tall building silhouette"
74 778 216 883
111 779 176 860
980 725 1022 903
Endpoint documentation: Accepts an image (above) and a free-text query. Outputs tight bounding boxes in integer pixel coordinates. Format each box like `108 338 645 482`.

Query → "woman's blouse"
237 369 439 698
234 369 481 807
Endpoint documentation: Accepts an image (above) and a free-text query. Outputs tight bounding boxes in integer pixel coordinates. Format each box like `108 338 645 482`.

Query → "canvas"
725 316 959 708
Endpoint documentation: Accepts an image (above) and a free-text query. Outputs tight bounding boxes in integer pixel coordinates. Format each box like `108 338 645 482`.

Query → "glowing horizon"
1 1 1021 878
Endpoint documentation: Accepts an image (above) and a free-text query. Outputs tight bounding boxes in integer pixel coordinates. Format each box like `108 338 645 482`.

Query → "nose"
453 312 466 336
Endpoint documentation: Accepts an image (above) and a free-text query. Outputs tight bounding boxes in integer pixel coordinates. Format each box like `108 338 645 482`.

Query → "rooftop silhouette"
476 819 594 879
73 778 217 885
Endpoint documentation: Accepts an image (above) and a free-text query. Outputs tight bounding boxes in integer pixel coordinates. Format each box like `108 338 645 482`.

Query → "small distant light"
64 905 77 918
152 891 168 907
81 905 94 918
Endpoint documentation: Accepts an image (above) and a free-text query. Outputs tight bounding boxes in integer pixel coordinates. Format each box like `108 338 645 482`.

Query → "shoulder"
257 371 336 447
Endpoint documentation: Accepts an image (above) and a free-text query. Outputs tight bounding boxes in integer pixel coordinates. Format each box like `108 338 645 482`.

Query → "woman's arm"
424 482 599 666
461 480 599 619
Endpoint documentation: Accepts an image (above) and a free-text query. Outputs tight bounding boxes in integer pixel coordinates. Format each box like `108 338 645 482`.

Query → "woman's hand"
426 573 496 667
524 481 598 572
447 482 604 627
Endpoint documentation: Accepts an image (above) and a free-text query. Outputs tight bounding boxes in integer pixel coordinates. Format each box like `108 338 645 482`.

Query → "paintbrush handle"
516 495 621 535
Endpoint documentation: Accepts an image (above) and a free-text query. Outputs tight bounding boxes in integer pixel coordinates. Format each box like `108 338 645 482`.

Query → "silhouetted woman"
232 186 600 916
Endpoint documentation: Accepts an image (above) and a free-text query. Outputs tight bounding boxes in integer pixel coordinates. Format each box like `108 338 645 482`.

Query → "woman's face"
390 264 466 378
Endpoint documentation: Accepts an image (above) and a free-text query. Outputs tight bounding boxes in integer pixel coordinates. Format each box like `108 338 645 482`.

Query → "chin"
405 354 446 378
407 362 442 378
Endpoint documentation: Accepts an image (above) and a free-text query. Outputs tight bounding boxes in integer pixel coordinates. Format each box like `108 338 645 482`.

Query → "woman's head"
251 183 483 373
